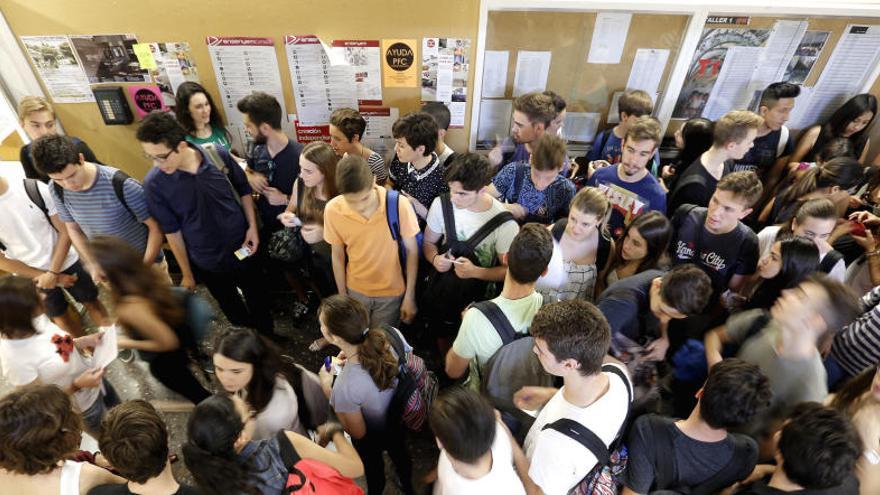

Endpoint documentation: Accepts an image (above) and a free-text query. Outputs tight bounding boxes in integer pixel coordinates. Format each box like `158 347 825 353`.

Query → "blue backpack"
385 188 424 273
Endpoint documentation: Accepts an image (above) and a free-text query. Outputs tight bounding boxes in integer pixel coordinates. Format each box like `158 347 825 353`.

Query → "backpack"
382 325 438 431
541 364 633 495
275 430 363 495
647 415 756 495
53 168 136 218
279 355 331 432
386 188 424 270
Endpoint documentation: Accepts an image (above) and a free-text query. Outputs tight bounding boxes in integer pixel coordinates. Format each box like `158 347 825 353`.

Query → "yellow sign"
132 43 157 70
382 39 417 87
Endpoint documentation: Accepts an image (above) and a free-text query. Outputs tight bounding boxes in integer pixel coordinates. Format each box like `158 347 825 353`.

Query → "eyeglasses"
143 149 178 163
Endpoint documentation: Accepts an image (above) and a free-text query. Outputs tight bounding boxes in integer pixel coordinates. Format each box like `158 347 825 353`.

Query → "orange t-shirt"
323 185 420 297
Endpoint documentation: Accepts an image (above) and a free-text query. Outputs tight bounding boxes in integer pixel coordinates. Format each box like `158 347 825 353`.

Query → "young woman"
536 187 613 303
90 236 211 405
317 295 415 494
183 394 363 495
759 156 863 226
175 81 232 151
791 93 877 166
0 384 125 494
596 211 672 295
740 235 820 311
829 367 880 495
758 198 847 281
661 117 714 190
328 107 387 183
213 327 305 440
0 275 117 435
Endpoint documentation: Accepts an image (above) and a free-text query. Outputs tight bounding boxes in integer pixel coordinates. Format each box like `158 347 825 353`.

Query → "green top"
185 125 230 149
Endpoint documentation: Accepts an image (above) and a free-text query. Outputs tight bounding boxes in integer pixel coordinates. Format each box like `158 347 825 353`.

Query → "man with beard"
587 116 667 238
488 92 556 171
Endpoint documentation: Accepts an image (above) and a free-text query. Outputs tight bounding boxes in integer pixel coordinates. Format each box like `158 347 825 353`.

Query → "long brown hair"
299 141 339 224
318 295 397 390
830 367 877 417
89 236 184 327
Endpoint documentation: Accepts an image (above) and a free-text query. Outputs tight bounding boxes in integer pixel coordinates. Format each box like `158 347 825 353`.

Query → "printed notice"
702 46 763 120
148 42 200 106
285 35 357 126
331 40 383 105
626 49 670 95
563 112 601 143
422 38 470 105
482 50 509 98
512 51 551 96
588 13 632 64
20 35 94 102
382 39 418 87
477 99 513 143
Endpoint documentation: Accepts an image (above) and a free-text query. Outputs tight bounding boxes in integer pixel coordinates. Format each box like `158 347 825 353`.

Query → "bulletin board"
0 0 481 180
477 10 691 148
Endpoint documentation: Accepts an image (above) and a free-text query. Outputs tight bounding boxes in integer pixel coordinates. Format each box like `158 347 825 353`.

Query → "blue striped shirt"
52 164 153 257
831 285 880 377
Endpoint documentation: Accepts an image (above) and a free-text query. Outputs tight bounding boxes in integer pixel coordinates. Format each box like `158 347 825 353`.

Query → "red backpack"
275 431 363 495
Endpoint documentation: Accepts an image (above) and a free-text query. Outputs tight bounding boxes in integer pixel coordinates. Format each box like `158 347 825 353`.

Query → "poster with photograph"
147 42 201 106
672 28 769 119
783 31 831 85
69 34 150 83
20 35 94 102
421 38 470 104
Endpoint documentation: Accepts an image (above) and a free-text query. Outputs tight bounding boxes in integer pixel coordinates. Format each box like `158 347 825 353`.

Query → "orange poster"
382 39 417 87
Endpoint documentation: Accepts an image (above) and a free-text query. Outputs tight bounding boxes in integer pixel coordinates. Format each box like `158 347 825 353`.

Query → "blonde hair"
569 187 611 238
713 111 763 147
531 134 567 172
17 96 54 121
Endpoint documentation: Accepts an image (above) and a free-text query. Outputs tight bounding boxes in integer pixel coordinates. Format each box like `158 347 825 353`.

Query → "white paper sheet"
482 50 509 98
331 40 383 105
563 112 601 143
361 107 399 158
625 48 670 95
448 101 467 128
793 24 880 129
91 326 118 369
284 35 358 126
588 13 633 64
512 51 551 96
206 37 286 126
477 99 513 143
702 46 763 120
750 20 808 92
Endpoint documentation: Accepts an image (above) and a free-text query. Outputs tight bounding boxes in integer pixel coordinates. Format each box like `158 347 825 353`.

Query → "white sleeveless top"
59 460 83 495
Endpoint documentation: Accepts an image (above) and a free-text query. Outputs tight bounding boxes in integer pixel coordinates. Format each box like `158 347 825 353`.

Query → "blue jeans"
81 379 120 435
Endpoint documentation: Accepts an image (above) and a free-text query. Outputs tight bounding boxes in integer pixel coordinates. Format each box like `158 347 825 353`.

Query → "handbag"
268 227 307 263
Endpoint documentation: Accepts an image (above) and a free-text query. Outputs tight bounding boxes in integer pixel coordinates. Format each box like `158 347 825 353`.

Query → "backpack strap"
386 188 401 241
52 181 65 207
597 233 612 269
744 311 772 342
551 219 567 242
461 211 516 254
471 301 517 345
381 325 407 368
23 178 53 226
295 177 305 212
439 192 458 251
110 170 137 219
275 429 302 469
511 164 528 203
202 143 243 208
819 249 844 274
776 125 790 158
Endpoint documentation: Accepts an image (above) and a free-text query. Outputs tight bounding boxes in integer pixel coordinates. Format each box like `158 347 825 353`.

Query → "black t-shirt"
21 137 99 183
624 414 757 493
668 157 732 213
670 204 759 296
733 128 793 175
88 483 201 495
388 152 447 216
596 269 666 347
249 140 303 232
734 475 860 495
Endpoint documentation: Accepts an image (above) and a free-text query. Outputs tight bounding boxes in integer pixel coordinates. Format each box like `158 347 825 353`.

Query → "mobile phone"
234 246 252 260
850 220 867 237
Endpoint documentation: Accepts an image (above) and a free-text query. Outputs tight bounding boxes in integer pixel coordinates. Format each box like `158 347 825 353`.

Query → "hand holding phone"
234 246 252 260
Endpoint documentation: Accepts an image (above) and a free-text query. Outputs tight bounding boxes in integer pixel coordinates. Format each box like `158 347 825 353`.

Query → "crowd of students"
0 77 879 495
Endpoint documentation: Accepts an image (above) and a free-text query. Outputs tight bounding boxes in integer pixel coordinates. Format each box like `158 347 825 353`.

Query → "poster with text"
147 42 201 106
382 39 417 87
69 34 150 83
783 31 831 85
361 107 399 158
672 28 769 119
285 35 358 127
20 35 94 102
127 85 166 119
421 38 470 104
331 40 383 105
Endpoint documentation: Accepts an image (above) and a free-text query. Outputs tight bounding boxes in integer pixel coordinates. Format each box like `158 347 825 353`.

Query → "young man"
237 92 303 233
494 91 569 172
90 400 198 495
734 403 861 495
489 133 576 224
329 107 387 183
422 101 457 166
670 171 762 299
31 134 165 282
388 112 444 220
704 275 861 441
585 90 658 173
430 387 532 494
587 116 667 238
597 264 712 362
17 95 100 183
488 92 556 169
622 359 772 495
514 299 632 495
422 153 520 326
0 173 108 335
669 110 762 212
137 111 274 335
445 223 552 383
733 82 800 179
323 155 419 326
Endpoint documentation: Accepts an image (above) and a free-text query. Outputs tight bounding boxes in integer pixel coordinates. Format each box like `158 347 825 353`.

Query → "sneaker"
118 348 135 363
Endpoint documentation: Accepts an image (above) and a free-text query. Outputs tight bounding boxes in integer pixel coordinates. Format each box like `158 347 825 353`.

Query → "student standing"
734 83 800 187
488 92 556 170
585 90 659 174
422 101 458 166
329 107 387 183
175 81 232 151
790 93 876 165
388 112 445 220
597 211 672 295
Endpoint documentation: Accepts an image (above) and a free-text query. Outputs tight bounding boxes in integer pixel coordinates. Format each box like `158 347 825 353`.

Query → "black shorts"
41 260 99 317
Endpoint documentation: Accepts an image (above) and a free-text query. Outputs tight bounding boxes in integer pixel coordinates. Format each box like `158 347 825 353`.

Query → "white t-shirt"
524 363 631 495
434 421 526 495
251 375 305 440
0 315 98 411
756 225 845 281
426 196 519 267
0 178 77 271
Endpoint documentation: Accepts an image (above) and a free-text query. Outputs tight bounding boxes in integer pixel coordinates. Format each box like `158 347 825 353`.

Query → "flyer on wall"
382 39 418 87
361 107 399 157
331 40 383 105
146 42 201 106
285 35 358 126
20 35 95 102
69 34 150 83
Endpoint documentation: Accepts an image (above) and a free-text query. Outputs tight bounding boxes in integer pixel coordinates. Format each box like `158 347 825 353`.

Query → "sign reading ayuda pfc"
382 39 417 87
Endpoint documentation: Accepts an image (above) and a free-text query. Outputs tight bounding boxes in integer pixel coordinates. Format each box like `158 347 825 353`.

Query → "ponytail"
779 166 821 210
358 329 399 390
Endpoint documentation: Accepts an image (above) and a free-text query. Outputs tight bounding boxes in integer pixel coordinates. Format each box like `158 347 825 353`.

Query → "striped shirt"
367 151 387 182
830 285 880 377
52 164 152 257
